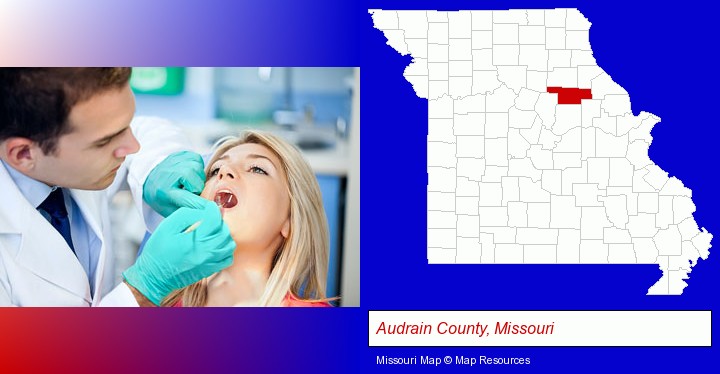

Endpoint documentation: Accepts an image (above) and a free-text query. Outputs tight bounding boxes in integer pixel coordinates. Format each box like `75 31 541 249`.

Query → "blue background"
0 0 716 372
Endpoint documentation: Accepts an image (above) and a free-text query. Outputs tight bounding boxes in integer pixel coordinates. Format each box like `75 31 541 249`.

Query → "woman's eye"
209 167 220 177
250 166 267 175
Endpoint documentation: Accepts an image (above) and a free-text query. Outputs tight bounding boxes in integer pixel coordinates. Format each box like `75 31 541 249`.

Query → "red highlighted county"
547 87 592 104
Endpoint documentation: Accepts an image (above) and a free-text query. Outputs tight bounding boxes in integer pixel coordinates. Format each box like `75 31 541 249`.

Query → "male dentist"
0 68 235 306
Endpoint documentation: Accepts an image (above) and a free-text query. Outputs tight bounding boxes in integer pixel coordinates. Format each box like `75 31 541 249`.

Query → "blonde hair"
162 130 330 307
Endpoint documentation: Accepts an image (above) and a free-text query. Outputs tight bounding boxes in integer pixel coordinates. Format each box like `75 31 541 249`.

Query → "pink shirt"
173 293 332 307
281 293 332 307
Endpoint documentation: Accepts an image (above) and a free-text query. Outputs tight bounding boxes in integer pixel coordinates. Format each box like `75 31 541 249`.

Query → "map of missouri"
370 8 712 295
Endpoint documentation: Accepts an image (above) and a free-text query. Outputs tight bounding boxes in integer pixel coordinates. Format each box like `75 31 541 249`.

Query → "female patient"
162 130 331 307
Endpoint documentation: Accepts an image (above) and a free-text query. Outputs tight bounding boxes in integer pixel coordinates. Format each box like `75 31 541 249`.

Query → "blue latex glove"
123 199 236 305
143 151 207 217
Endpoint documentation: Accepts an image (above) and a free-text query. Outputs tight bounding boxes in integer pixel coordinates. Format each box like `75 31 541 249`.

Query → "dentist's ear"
1 137 38 172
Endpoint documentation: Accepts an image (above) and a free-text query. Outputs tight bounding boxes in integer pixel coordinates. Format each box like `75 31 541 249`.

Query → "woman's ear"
281 218 290 239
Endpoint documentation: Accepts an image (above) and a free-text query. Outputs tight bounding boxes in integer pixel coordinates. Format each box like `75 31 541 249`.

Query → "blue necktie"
38 188 75 253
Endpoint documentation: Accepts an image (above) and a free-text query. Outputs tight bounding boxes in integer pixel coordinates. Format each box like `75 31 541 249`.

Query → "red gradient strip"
0 308 357 374
547 86 593 104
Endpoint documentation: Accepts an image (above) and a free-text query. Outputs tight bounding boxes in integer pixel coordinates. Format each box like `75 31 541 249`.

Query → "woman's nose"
218 166 235 180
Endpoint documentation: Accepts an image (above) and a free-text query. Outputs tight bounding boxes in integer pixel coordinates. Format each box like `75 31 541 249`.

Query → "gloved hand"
123 199 236 305
143 151 207 217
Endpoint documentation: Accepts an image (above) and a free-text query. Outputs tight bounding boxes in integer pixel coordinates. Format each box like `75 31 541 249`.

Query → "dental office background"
110 67 360 306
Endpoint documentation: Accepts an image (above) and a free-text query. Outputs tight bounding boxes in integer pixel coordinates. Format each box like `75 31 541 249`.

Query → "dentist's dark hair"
0 68 132 154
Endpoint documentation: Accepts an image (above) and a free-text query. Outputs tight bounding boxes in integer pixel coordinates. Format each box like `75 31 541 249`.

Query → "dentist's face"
32 84 140 190
201 143 291 253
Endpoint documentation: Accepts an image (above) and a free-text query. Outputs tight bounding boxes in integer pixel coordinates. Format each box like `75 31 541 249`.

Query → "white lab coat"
0 116 191 306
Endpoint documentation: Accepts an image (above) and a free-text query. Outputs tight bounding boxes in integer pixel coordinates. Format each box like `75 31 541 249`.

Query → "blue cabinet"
316 174 344 299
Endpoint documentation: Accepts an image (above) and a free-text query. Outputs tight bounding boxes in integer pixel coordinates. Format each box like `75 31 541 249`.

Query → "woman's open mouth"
214 190 238 209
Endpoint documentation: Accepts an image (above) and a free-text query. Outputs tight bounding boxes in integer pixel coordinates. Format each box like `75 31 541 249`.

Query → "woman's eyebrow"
207 155 229 173
247 153 277 169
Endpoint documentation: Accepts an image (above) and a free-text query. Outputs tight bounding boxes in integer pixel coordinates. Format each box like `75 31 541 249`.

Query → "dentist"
0 68 235 306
